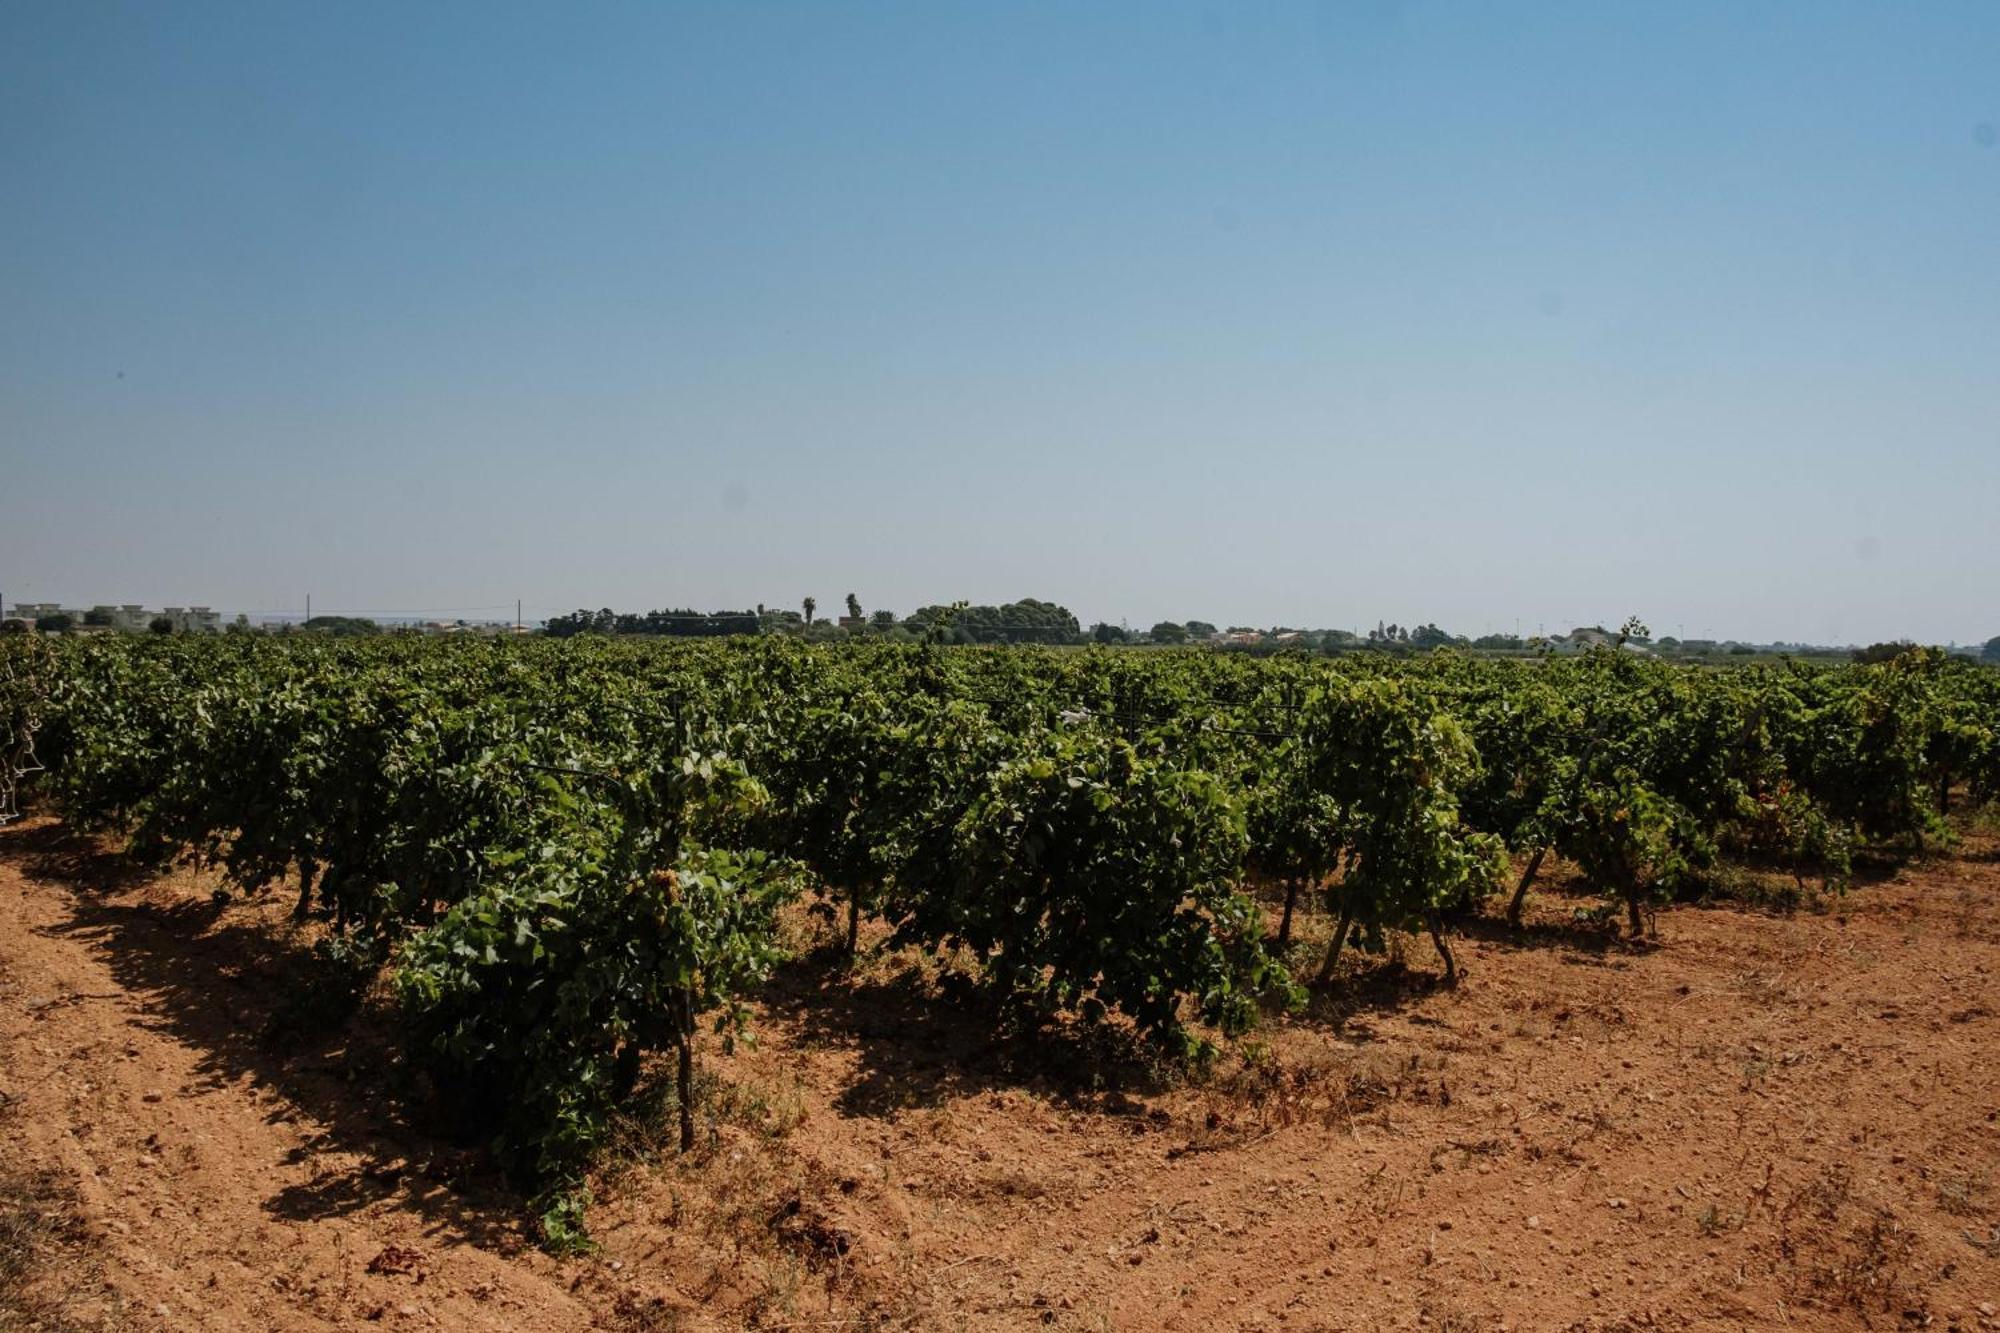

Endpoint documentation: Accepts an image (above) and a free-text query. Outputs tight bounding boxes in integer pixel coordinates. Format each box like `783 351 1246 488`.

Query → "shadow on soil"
758 942 1195 1120
765 922 1493 1112
1452 913 1625 958
3 821 528 1248
23 814 1937 1222
6 820 1189 1206
1295 959 1457 1032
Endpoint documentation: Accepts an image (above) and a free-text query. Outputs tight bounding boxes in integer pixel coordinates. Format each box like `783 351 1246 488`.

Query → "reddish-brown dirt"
2 814 1997 1332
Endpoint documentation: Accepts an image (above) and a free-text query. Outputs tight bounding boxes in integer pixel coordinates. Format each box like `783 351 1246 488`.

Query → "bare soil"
2 814 1997 1332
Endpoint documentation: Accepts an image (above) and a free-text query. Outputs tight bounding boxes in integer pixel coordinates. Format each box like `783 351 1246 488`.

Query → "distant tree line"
543 608 761 639
531 602 2000 664
300 615 381 638
904 599 1081 645
543 598 1094 644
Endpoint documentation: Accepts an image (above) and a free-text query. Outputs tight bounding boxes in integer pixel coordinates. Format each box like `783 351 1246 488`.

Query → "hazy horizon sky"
4 2 1997 642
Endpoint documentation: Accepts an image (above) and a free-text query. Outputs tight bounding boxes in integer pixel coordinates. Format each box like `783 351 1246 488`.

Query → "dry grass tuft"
1775 1165 1921 1320
0 1130 95 1332
1935 1170 1989 1218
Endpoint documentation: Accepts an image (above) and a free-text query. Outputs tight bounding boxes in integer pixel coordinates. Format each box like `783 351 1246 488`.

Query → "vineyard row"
2 634 1993 1243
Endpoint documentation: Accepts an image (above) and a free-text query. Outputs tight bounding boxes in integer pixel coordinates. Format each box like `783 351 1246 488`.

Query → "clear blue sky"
4 2 1996 642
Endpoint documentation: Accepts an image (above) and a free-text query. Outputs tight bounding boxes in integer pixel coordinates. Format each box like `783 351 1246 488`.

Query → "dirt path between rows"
3 815 1998 1331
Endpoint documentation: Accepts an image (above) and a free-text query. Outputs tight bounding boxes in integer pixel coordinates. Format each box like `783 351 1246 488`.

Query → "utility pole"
305 593 310 627
516 599 522 632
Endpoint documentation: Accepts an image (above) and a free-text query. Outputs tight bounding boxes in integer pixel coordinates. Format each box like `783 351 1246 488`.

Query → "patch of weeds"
743 1250 806 1324
707 1070 809 1142
674 1147 863 1317
1697 1202 1744 1236
604 1292 693 1332
1776 1165 1919 1320
1690 864 1812 913
1184 1045 1411 1151
599 1074 681 1182
603 1061 740 1182
0 1120 95 1332
767 1187 853 1272
1731 970 1793 1007
533 1184 597 1256
1570 901 1622 928
1937 1171 1989 1218
1428 1137 1508 1173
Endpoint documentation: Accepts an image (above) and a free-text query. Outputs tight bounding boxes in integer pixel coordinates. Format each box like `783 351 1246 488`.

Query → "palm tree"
802 597 817 626
845 593 862 622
